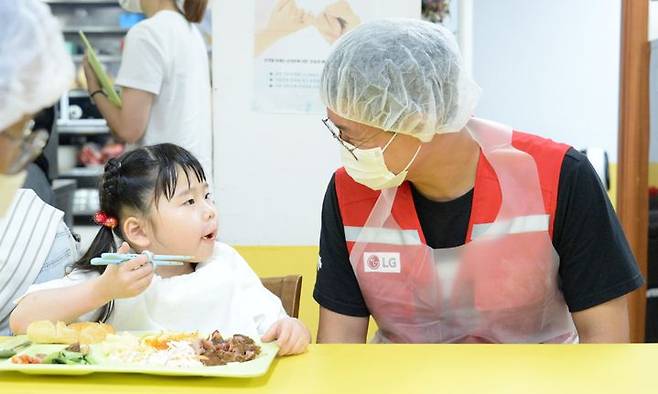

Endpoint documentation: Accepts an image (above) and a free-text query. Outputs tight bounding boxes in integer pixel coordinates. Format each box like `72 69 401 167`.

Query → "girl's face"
145 169 217 262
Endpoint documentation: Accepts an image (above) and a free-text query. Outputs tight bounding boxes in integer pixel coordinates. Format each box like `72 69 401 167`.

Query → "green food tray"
0 335 278 378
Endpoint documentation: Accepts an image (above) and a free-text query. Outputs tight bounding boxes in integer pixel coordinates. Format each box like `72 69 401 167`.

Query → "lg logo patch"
367 254 381 270
363 252 401 273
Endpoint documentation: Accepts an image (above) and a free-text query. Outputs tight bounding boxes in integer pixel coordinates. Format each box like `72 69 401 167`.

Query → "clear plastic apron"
349 118 578 343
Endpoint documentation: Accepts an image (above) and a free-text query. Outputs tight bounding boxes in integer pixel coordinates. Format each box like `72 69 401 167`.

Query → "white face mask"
118 0 142 13
0 171 26 217
341 134 422 190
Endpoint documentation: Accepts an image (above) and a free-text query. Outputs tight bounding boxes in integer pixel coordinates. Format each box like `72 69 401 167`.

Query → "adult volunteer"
83 0 213 177
313 19 644 344
0 0 80 335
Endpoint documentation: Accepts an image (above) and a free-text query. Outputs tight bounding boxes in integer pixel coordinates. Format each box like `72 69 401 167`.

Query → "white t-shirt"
16 242 287 337
116 10 213 179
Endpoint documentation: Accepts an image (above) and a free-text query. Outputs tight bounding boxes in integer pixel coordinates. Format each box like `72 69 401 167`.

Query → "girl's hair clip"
93 211 118 229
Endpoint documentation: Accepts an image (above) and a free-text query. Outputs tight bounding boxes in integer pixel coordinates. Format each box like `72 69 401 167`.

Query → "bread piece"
26 320 116 344
69 322 116 344
55 321 78 344
26 320 57 343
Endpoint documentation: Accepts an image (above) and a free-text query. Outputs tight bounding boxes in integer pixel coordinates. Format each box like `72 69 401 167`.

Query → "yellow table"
1 344 657 394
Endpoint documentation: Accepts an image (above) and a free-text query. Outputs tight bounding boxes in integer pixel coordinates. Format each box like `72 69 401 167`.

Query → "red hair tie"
93 211 118 229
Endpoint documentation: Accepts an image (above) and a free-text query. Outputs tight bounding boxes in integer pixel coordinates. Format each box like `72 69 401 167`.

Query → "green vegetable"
42 350 93 365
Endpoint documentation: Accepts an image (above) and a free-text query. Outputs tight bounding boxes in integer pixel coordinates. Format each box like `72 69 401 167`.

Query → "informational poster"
253 0 409 114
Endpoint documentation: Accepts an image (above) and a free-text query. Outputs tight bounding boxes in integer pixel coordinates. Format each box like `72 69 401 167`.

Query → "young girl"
10 144 310 356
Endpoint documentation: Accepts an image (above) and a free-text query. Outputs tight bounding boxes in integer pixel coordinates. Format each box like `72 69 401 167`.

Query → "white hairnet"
320 18 480 142
0 0 74 131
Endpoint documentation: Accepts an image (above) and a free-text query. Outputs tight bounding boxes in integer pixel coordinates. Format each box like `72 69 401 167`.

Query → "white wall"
212 1 419 245
472 0 621 160
645 2 658 166
650 1 658 41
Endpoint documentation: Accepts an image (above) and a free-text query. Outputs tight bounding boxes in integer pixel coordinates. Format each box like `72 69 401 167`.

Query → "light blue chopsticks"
90 251 194 267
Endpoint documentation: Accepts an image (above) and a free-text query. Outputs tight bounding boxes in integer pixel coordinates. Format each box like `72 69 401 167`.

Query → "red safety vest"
334 130 573 343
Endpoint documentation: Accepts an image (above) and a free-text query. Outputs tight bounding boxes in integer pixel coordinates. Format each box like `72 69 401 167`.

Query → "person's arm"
313 175 373 343
83 57 154 144
10 243 152 333
571 295 630 342
317 307 368 343
10 276 112 333
552 149 643 343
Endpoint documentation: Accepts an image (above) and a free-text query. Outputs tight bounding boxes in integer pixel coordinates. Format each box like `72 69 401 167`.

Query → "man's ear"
121 215 151 251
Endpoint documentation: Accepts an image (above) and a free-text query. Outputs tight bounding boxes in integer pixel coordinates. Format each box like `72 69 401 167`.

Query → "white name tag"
363 252 401 273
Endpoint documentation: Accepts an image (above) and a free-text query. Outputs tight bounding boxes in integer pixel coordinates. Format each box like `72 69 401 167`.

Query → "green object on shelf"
78 31 122 108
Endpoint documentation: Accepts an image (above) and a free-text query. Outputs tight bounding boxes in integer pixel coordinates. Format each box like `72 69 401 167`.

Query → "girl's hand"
261 317 311 356
95 242 154 301
82 53 101 92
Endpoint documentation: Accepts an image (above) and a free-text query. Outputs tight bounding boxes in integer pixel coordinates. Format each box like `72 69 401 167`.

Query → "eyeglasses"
322 117 358 160
0 119 49 175
322 117 388 161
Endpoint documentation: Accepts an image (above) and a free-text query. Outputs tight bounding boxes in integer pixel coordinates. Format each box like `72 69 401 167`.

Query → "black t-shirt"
313 148 644 317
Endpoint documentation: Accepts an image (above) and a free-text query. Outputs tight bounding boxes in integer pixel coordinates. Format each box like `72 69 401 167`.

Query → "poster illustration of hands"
253 0 416 113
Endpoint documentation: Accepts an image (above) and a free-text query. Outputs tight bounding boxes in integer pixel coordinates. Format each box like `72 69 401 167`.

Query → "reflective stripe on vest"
344 214 548 245
470 214 550 240
344 226 422 245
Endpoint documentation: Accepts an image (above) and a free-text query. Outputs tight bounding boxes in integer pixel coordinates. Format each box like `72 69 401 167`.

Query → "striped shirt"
0 189 64 330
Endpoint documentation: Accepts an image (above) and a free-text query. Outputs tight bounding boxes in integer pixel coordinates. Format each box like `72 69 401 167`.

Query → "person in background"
314 19 643 344
23 105 58 206
83 0 213 180
0 0 80 335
